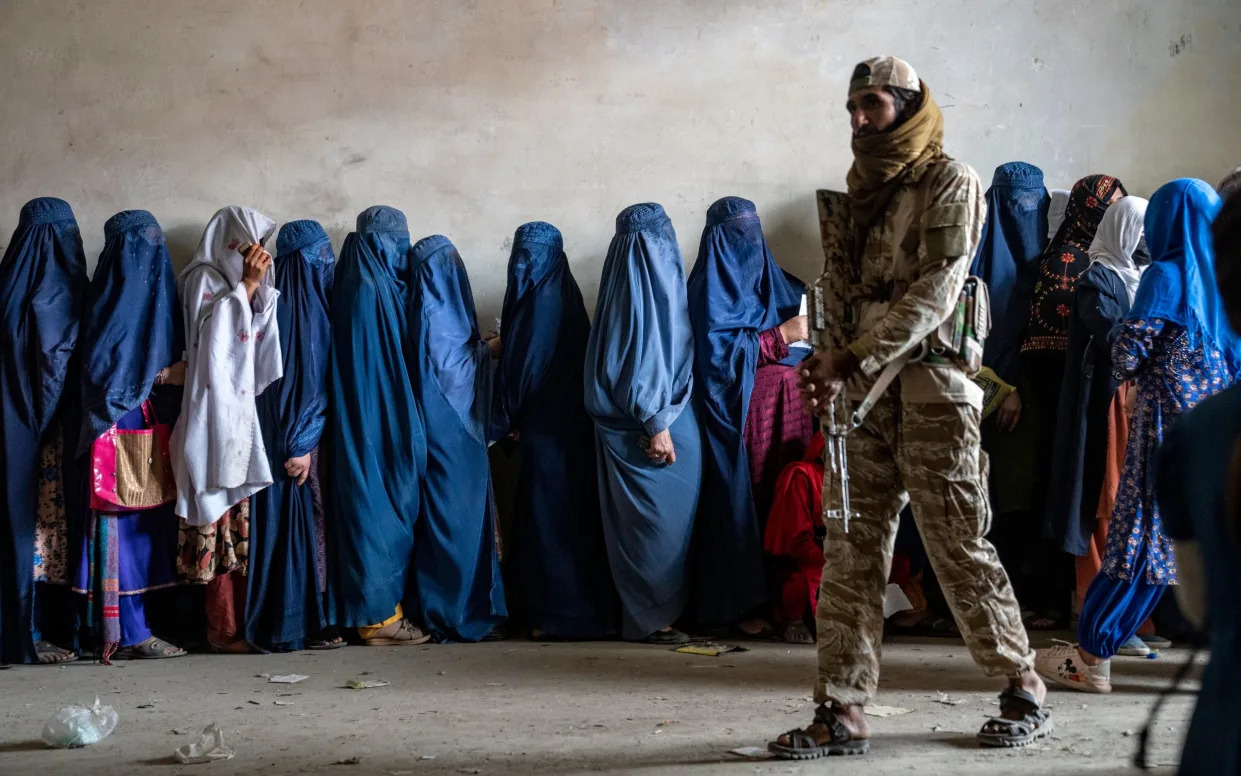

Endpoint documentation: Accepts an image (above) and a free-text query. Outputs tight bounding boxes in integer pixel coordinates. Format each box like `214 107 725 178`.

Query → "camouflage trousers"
814 395 1034 706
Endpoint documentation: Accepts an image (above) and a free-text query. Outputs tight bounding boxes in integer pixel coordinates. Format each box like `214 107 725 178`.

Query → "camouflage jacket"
817 158 986 407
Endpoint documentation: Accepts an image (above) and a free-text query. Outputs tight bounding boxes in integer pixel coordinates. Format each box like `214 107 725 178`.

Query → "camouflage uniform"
814 158 1035 707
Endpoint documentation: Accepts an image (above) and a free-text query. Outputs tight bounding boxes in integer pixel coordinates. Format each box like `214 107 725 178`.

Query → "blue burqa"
492 222 618 638
686 196 803 625
584 203 703 640
1129 178 1239 370
0 198 87 664
970 162 1050 384
77 210 183 455
408 235 506 642
74 210 182 650
326 207 426 628
248 220 334 650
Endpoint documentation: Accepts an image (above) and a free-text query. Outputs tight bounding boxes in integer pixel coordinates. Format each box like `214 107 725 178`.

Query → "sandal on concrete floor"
768 704 869 760
638 628 691 646
783 622 815 645
35 640 77 664
114 636 186 659
977 686 1054 748
362 619 431 647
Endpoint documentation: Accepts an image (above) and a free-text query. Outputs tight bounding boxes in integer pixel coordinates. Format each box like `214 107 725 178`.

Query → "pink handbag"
89 400 175 512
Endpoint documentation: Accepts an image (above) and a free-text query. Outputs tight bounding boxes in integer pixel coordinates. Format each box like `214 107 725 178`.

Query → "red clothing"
745 328 815 521
763 433 826 625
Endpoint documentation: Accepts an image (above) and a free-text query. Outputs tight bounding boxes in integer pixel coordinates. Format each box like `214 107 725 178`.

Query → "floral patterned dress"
1101 318 1237 584
32 428 68 585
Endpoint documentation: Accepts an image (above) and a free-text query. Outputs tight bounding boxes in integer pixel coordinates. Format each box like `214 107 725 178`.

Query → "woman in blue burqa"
492 221 618 640
248 220 342 651
0 197 87 665
968 162 1049 618
686 196 807 635
585 203 703 645
408 235 506 642
73 210 187 661
327 206 431 646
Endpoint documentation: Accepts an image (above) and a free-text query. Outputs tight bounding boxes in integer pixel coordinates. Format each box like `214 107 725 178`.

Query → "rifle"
808 283 859 533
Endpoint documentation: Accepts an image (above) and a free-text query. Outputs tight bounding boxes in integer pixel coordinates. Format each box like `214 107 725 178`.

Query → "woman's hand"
154 361 187 388
241 244 272 301
646 429 676 465
284 453 312 486
1124 383 1137 416
996 391 1022 432
485 334 502 358
778 315 809 345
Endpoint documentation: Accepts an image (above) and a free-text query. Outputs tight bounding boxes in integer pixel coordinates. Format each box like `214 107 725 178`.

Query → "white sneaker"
1116 635 1151 657
1034 642 1112 693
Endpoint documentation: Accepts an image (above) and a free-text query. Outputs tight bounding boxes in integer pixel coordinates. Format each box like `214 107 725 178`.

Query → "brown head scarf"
1022 174 1127 353
846 82 947 229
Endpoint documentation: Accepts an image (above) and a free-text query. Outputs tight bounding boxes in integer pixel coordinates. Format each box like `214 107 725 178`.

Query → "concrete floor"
0 636 1195 775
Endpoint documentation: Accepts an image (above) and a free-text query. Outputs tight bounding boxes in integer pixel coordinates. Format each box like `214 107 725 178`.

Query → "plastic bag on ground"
174 723 235 764
41 698 119 748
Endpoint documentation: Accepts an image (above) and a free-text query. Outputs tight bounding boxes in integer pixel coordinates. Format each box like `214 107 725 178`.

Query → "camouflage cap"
849 56 920 95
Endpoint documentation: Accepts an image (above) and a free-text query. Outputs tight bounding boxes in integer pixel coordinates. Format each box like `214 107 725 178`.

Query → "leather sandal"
977 686 1054 748
768 704 870 760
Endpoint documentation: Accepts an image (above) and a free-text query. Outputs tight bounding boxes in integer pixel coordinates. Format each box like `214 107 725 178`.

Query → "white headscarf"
172 205 283 525
1047 188 1070 240
1087 195 1149 304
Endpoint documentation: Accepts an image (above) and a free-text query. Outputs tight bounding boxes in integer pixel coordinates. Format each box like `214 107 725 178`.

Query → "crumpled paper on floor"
863 705 912 718
672 643 748 656
883 583 913 619
174 723 235 764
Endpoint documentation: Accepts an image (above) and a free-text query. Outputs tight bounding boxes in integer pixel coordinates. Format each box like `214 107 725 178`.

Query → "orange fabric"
357 604 404 639
205 569 246 647
1075 383 1153 634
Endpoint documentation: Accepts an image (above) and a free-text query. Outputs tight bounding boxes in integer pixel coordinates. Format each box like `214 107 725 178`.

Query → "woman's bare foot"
737 617 773 636
208 638 252 654
35 640 76 664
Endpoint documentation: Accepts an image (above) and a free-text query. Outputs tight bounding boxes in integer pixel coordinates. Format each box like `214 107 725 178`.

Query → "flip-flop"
308 627 346 650
639 628 691 646
34 640 77 664
114 636 186 659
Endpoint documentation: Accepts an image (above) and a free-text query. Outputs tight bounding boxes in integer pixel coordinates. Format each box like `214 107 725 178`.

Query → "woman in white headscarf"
1045 196 1150 627
171 206 281 653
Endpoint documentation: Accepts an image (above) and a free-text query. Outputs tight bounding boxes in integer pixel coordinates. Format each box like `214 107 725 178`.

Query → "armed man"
767 56 1051 758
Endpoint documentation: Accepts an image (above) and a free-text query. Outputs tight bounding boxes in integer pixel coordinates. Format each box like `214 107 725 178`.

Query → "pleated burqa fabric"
248 219 335 650
326 207 425 628
686 196 802 625
0 197 87 664
492 222 618 638
584 203 702 640
408 235 506 642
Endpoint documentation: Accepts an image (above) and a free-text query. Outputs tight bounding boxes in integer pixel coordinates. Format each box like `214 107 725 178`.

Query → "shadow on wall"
763 195 825 285
163 223 204 275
